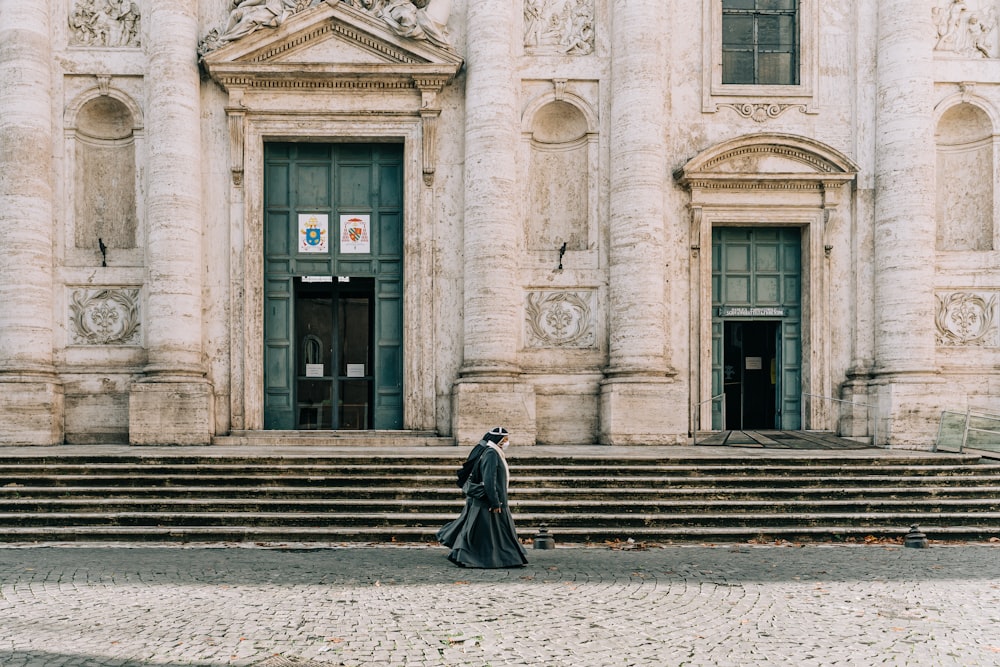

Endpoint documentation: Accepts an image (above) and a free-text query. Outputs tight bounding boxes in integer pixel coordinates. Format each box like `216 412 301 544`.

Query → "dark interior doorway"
294 276 374 430
723 321 779 430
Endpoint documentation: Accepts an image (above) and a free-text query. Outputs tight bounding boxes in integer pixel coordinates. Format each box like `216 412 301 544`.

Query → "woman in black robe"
437 427 528 568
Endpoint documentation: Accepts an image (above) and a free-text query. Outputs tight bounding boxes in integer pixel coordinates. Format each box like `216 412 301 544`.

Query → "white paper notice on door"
305 364 324 378
346 364 365 378
745 357 763 370
340 215 371 254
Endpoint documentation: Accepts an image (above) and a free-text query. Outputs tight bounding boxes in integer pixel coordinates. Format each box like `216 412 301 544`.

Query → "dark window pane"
758 0 796 10
758 15 796 50
340 380 370 429
758 52 795 85
722 51 755 84
722 15 753 46
721 0 798 86
297 380 332 429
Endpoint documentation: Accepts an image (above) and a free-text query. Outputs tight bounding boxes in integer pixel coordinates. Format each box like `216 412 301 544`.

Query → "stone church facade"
1 0 998 447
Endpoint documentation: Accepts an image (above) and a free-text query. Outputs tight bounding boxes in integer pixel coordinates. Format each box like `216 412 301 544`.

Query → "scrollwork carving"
525 290 596 348
720 103 807 123
935 291 998 346
69 288 141 346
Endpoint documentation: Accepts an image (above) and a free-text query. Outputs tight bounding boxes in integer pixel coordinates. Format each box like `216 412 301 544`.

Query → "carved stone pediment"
675 134 858 190
202 1 463 186
201 0 463 94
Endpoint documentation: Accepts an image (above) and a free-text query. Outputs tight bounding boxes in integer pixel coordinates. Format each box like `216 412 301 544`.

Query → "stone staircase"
1 449 999 544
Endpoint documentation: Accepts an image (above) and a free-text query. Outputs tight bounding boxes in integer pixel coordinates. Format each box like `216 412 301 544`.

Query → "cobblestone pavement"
1 542 999 666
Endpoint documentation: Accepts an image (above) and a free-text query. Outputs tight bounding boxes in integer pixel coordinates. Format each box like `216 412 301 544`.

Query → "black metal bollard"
533 524 555 549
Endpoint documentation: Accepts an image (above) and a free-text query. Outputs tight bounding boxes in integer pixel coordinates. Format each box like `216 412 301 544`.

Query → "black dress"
437 445 528 568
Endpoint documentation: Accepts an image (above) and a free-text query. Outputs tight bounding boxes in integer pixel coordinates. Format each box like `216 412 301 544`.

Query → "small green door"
711 227 801 430
263 143 404 430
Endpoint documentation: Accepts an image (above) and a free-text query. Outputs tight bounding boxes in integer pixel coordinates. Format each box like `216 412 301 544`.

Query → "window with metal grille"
722 0 799 85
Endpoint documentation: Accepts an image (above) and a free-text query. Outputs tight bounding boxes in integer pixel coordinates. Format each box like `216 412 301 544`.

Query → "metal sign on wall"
718 306 788 317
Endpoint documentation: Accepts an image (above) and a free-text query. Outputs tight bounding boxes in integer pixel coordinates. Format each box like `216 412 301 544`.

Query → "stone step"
1 523 995 545
2 484 999 500
1 450 997 543
2 497 1000 515
2 510 999 530
0 453 984 467
3 473 1000 491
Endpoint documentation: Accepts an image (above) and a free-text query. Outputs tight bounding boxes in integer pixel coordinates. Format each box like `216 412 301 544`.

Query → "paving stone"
0 543 998 665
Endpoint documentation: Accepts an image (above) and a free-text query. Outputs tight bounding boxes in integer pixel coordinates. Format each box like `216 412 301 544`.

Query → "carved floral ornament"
69 288 141 346
935 291 999 347
199 0 453 55
933 0 999 58
525 290 596 348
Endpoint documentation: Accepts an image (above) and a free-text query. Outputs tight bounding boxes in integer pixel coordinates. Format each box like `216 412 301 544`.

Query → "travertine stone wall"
453 0 536 446
128 0 213 445
599 0 685 445
874 0 937 374
606 0 669 377
1 0 999 447
0 2 63 445
873 0 940 444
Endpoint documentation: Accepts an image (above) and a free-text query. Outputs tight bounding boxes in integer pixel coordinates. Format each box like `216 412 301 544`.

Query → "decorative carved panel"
524 0 595 55
933 0 999 59
69 288 141 346
525 290 596 348
935 291 999 346
69 0 141 48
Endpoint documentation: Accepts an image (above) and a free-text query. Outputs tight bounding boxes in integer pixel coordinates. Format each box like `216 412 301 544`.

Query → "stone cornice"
207 63 460 92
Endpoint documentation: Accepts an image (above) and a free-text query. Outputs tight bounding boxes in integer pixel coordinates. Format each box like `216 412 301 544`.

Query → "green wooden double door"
711 227 802 431
263 143 403 430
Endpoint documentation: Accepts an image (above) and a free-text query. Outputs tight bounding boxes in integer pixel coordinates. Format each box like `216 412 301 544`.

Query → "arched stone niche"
935 101 997 251
65 88 144 263
675 133 858 434
521 88 598 258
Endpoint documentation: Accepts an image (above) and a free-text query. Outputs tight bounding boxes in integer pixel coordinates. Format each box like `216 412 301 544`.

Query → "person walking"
437 427 528 568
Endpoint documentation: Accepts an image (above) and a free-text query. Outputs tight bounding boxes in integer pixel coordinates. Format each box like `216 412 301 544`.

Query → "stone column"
600 0 683 445
129 0 213 445
872 0 939 444
452 0 535 445
0 2 63 445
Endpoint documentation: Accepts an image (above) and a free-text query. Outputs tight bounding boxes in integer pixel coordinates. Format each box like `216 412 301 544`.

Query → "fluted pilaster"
0 1 63 444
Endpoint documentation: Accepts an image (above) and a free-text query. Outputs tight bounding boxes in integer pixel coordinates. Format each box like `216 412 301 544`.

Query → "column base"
0 378 64 445
452 379 536 447
129 380 215 445
600 378 687 445
870 374 948 449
